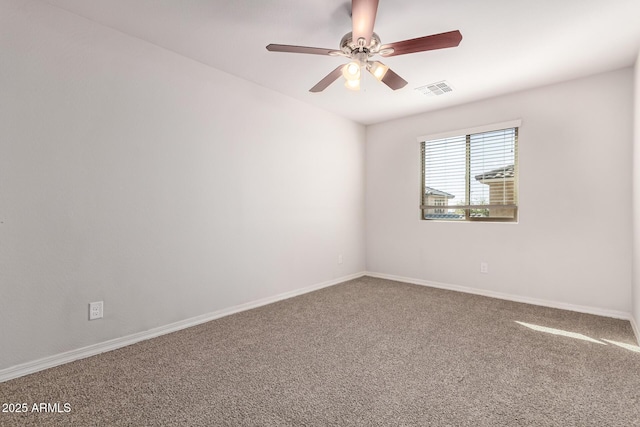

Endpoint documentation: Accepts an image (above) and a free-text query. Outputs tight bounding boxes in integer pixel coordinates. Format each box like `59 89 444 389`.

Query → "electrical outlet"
338 254 343 264
480 262 489 274
89 301 103 320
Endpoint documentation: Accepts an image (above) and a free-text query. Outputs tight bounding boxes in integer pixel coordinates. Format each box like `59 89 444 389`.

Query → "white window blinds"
421 126 518 221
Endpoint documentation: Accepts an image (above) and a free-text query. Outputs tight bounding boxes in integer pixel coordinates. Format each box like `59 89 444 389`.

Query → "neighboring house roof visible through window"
475 164 514 182
424 187 455 198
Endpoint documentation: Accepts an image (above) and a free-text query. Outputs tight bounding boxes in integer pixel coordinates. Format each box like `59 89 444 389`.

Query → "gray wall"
0 0 366 370
366 68 634 315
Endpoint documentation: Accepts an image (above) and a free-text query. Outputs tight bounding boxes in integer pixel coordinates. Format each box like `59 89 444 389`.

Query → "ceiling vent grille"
415 81 453 96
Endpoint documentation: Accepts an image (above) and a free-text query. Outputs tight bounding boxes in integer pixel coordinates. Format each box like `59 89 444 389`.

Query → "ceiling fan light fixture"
369 61 388 81
342 61 362 91
342 61 361 80
345 78 361 91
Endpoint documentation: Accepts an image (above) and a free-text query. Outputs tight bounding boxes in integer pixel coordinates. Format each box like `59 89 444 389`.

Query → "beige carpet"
1 276 639 426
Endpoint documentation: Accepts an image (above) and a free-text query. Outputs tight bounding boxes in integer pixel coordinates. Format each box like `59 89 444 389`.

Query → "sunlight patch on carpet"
600 339 640 353
515 321 605 345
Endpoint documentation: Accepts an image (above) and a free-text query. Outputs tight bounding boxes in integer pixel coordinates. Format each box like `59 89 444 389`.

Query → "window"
420 122 519 222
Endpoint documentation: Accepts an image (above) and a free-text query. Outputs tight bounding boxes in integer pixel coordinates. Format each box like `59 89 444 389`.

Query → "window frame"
418 120 521 223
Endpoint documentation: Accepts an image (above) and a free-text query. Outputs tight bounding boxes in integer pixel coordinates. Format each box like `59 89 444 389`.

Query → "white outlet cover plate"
89 301 103 320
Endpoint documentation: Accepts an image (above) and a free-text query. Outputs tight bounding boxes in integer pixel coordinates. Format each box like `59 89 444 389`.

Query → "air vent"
415 81 453 96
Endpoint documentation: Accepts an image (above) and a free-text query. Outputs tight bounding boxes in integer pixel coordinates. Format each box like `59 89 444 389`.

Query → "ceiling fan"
266 0 462 92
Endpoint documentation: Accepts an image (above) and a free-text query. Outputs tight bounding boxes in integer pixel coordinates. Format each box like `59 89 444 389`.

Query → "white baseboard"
631 316 640 346
0 272 366 383
365 271 633 321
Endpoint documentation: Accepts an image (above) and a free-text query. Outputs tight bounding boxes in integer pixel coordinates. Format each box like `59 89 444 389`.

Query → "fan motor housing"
339 32 382 57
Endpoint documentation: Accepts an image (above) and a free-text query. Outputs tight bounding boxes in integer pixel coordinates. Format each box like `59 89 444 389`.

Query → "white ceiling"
40 0 640 125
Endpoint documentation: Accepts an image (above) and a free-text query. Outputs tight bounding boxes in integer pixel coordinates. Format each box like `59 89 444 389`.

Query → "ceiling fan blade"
351 0 379 46
266 44 336 56
380 30 463 57
309 65 345 93
380 68 408 90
